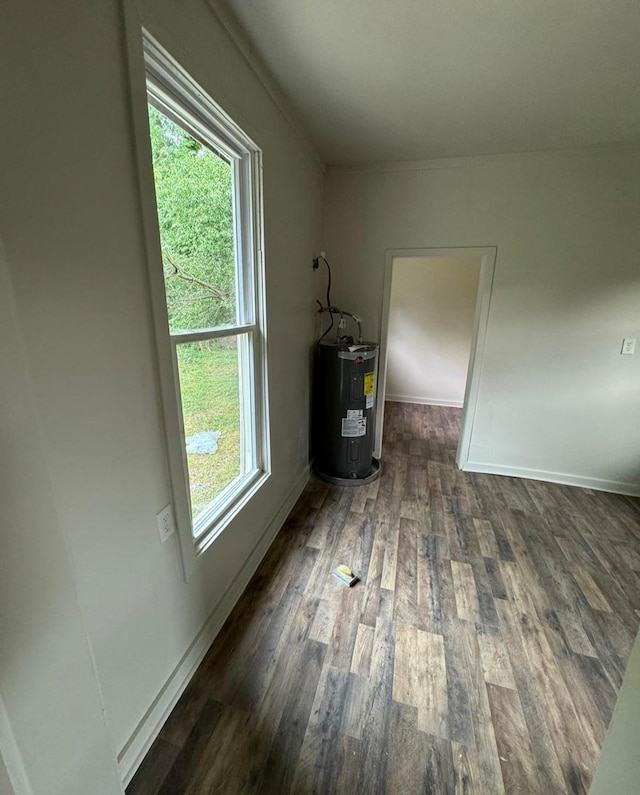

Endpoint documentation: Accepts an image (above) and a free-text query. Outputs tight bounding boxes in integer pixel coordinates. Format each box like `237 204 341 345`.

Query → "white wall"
324 149 640 493
0 0 322 788
0 243 123 795
386 256 481 406
588 630 640 794
0 751 16 795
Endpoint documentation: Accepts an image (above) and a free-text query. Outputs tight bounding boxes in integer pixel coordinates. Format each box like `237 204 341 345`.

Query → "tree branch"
165 254 228 302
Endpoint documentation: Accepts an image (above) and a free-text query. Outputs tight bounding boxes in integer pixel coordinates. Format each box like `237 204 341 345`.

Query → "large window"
143 34 269 563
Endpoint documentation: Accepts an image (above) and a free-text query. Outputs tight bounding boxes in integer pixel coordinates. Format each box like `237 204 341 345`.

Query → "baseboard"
117 465 311 787
386 394 463 408
462 460 640 497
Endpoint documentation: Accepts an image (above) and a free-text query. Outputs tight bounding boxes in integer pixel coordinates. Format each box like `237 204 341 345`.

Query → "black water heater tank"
313 340 380 485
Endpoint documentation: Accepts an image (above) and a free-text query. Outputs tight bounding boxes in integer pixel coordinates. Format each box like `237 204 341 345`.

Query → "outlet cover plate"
157 504 175 543
621 338 636 355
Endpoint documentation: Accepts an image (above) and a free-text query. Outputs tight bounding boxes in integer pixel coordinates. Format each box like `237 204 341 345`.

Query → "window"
142 34 269 564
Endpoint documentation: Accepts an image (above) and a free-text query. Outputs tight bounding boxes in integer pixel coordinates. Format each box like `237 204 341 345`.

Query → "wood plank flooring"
128 402 640 794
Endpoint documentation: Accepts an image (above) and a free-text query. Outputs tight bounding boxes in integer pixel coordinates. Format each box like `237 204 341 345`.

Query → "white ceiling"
221 0 640 166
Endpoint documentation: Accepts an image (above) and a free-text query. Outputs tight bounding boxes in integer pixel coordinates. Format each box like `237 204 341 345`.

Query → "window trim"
126 23 270 578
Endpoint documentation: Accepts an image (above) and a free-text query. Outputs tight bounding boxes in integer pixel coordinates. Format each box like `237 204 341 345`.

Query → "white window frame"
128 27 270 578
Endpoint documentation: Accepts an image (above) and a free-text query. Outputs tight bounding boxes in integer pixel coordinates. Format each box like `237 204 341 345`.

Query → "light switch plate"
621 338 636 355
157 504 175 543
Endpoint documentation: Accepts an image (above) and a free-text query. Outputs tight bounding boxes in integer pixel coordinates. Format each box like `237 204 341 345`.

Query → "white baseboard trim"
386 394 463 408
462 460 640 497
117 465 311 787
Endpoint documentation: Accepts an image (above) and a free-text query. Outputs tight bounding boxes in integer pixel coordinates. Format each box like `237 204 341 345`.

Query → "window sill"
194 468 270 558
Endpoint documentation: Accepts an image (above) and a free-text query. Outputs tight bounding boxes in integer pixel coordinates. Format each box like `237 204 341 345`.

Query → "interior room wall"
588 630 640 794
0 751 16 795
0 242 123 794
0 0 322 787
386 256 481 406
323 148 640 493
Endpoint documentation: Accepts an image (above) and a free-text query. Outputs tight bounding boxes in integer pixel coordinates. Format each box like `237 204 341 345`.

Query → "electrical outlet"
156 504 175 543
313 251 327 270
621 338 636 355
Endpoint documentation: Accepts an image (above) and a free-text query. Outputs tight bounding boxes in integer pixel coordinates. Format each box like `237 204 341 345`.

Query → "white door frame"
374 246 497 469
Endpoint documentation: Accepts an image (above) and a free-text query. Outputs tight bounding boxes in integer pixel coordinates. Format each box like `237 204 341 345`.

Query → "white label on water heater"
342 417 367 437
366 394 374 409
346 409 363 419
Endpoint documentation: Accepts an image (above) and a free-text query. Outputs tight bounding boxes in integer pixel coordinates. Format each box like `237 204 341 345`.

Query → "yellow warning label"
364 372 375 396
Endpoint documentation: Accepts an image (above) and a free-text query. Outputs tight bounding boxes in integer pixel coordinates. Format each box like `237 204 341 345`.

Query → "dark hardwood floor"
128 402 640 794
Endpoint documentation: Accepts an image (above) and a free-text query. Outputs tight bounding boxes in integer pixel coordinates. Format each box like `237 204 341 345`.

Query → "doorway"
374 247 497 468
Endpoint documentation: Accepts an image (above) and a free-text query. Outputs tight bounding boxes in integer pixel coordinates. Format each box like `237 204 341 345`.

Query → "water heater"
313 340 381 485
